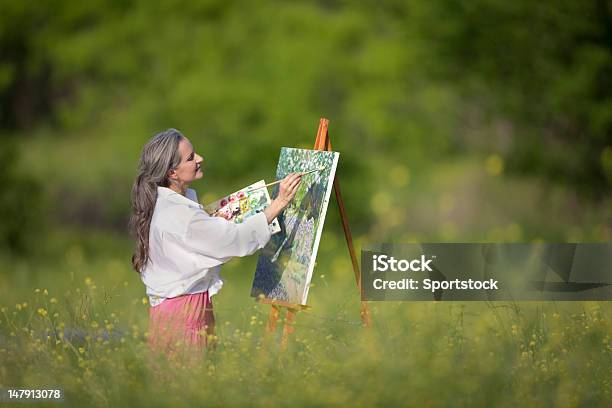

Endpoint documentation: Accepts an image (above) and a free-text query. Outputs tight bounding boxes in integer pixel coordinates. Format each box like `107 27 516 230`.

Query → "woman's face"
168 138 204 186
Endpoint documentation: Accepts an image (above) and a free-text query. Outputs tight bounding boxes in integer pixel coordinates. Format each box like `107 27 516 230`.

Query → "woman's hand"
276 173 302 207
263 173 302 224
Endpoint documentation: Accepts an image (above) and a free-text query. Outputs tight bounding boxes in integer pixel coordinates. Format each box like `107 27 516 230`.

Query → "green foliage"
0 137 44 255
420 0 612 196
0 0 609 254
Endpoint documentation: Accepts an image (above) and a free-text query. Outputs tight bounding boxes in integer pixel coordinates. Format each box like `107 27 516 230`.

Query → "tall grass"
1 261 610 407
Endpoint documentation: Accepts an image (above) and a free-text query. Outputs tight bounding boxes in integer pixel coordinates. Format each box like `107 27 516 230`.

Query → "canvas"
251 147 339 305
204 180 281 235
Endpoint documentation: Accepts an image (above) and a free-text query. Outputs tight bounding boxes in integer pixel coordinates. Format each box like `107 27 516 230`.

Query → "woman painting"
129 128 301 357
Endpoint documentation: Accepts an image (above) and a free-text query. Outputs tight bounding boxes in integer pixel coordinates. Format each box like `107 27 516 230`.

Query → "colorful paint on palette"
203 180 281 235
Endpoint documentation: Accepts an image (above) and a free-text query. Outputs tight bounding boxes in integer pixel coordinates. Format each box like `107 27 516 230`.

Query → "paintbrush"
244 166 327 192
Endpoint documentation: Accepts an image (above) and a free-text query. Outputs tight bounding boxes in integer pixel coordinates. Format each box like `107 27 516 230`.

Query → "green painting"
251 147 339 305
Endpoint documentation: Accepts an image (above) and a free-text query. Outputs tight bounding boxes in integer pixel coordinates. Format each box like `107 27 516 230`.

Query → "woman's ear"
167 168 177 181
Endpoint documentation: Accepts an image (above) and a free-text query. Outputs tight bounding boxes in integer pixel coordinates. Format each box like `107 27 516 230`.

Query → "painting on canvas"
251 147 339 305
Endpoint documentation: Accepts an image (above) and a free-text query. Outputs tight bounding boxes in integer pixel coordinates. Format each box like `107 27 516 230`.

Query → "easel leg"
280 309 296 350
360 301 372 327
315 118 373 328
267 305 280 334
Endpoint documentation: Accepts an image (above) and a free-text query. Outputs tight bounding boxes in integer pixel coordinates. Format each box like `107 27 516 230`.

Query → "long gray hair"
129 128 184 273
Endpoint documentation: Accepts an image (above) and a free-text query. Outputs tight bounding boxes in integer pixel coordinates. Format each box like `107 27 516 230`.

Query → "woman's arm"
184 210 271 262
181 173 302 264
263 173 302 223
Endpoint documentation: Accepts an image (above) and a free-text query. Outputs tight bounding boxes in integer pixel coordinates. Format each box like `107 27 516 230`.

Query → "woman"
129 128 301 357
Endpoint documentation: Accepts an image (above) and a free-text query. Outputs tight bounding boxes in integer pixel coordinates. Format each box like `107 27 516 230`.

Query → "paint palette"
203 180 281 235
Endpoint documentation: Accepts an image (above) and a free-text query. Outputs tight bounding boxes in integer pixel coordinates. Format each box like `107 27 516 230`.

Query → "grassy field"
0 227 610 407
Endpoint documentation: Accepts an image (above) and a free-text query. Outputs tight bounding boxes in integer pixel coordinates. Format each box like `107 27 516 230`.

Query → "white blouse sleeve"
184 210 272 265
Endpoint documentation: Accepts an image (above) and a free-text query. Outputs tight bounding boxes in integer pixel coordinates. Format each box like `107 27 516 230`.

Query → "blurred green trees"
0 137 43 254
421 0 612 196
0 0 610 254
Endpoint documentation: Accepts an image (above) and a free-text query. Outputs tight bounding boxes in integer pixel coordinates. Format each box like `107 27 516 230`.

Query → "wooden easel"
260 118 372 348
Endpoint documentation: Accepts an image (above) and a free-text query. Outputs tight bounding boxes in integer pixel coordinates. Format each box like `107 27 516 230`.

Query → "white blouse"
140 186 272 307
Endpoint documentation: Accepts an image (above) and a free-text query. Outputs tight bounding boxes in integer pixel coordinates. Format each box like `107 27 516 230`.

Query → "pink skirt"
148 291 215 357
